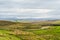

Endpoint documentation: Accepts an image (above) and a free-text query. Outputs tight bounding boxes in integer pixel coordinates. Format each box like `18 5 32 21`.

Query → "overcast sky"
0 0 60 19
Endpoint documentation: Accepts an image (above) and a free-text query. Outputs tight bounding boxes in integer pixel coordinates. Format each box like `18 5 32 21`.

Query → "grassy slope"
0 20 60 40
24 26 60 40
0 30 21 40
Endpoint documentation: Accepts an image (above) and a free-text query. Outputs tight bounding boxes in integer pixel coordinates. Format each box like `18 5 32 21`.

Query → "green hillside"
0 30 21 40
0 20 60 40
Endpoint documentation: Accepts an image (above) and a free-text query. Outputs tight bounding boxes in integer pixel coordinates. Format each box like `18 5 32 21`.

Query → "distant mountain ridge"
0 17 60 21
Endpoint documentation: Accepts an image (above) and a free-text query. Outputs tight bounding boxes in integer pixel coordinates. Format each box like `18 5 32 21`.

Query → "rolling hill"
0 20 60 40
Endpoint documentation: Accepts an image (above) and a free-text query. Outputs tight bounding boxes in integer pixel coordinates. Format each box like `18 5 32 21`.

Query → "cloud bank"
0 0 60 19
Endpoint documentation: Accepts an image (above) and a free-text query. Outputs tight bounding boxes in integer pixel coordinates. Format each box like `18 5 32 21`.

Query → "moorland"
0 20 60 40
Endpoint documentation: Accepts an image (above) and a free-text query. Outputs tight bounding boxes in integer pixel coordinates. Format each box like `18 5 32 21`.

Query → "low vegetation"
0 20 60 40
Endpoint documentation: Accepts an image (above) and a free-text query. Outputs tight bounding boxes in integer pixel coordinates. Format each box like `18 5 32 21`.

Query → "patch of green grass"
25 26 60 40
27 26 60 34
0 30 21 40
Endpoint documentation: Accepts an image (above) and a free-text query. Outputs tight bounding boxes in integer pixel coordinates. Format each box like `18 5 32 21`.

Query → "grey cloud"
48 10 60 15
0 0 60 19
0 0 60 9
